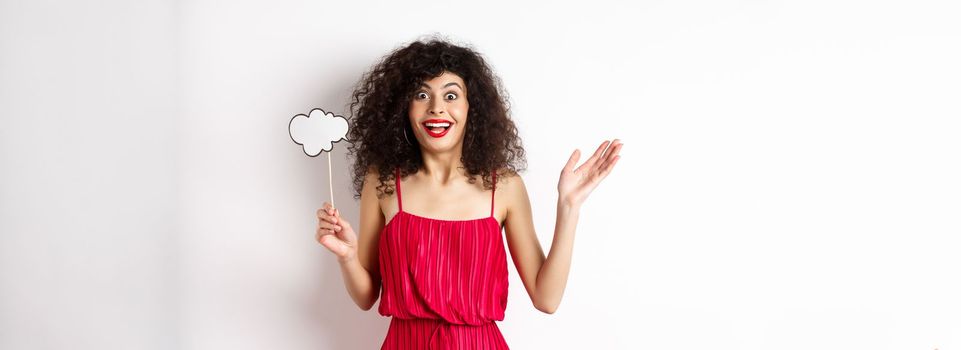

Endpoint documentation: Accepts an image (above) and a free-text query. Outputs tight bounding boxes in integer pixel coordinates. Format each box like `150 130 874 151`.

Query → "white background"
2 0 959 349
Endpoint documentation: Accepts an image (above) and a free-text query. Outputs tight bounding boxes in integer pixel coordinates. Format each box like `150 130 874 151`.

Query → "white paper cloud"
288 108 350 157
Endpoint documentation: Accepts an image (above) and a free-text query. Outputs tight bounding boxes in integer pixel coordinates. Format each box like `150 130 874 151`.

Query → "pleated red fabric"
378 168 510 349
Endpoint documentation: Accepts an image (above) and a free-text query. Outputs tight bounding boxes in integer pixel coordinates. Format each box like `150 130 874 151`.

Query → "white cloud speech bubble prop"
289 108 349 157
289 108 350 208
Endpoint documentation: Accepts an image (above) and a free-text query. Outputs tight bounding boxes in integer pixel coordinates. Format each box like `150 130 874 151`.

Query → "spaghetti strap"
395 167 403 212
490 170 496 218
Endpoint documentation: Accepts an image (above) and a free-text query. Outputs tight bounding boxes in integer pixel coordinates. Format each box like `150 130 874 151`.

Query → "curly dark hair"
346 35 526 199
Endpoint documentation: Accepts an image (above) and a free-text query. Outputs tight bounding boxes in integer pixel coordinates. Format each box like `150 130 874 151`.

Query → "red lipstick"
421 118 453 138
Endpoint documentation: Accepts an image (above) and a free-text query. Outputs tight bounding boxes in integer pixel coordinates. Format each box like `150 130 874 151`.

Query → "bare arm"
503 176 578 314
316 168 384 310
503 139 622 314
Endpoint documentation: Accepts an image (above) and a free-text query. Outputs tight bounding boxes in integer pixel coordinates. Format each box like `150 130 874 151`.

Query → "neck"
419 143 465 185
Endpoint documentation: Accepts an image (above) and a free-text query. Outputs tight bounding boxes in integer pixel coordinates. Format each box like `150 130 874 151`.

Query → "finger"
597 139 620 164
316 209 337 224
318 221 342 232
563 149 581 172
596 143 622 176
316 228 334 242
330 209 342 224
339 219 351 231
316 223 330 235
595 140 621 169
604 156 621 177
575 140 611 173
601 141 622 167
599 155 621 179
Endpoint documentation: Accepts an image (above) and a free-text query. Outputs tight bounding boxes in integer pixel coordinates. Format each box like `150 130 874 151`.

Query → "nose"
428 98 446 115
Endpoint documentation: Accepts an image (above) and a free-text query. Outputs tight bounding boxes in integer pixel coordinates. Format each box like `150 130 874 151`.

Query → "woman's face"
408 71 469 154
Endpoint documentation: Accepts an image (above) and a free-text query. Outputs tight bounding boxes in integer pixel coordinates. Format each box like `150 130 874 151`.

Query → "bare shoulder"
361 166 388 216
361 166 379 197
495 168 524 190
495 168 529 216
363 165 382 183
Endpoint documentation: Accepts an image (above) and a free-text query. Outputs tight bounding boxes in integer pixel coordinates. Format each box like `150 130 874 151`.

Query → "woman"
315 36 622 349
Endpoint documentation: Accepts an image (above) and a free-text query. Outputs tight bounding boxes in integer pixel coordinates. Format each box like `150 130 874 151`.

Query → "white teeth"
424 122 451 128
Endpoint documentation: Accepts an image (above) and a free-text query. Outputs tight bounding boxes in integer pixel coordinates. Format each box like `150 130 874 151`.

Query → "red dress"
378 168 510 349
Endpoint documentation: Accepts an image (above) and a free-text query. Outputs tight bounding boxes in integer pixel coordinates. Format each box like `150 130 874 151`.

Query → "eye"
415 92 429 100
445 92 458 100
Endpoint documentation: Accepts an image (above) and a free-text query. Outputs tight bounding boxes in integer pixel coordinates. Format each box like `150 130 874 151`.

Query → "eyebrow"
419 82 463 90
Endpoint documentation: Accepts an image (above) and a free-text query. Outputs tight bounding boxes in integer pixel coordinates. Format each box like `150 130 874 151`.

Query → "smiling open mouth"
422 119 452 138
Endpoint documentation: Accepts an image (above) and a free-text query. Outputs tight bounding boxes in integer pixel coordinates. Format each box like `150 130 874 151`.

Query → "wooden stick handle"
328 151 334 208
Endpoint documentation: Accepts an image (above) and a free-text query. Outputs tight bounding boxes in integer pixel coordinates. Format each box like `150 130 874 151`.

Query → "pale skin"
316 71 623 314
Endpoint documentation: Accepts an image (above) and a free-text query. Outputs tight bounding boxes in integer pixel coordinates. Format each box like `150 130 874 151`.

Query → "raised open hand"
558 139 623 207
